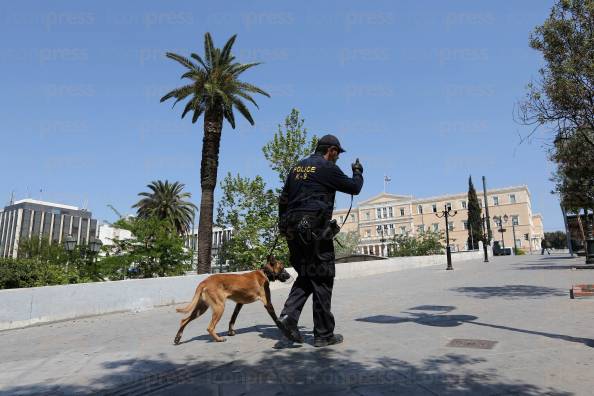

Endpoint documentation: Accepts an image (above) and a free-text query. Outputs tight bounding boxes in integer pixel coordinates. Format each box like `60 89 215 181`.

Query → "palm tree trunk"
196 110 223 274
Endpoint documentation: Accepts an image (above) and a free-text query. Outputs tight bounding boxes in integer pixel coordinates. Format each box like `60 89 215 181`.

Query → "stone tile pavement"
1 254 593 395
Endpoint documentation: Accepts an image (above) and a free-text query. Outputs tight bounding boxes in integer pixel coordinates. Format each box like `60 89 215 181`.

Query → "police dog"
173 256 291 344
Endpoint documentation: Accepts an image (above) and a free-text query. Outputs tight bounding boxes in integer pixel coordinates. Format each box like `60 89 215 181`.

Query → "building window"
389 224 394 235
388 207 393 218
432 204 437 213
350 214 355 222
400 226 406 235
448 223 454 231
365 230 371 238
493 196 499 206
366 212 370 220
400 208 405 216
515 239 522 248
377 208 381 219
509 194 516 204
446 202 452 211
463 221 469 230
418 224 425 233
417 205 423 214
381 208 386 218
461 201 467 209
433 223 439 232
512 215 519 226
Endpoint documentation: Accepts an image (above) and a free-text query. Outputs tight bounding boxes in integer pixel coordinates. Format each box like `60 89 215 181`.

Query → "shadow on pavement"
2 348 574 396
357 305 594 349
450 285 566 299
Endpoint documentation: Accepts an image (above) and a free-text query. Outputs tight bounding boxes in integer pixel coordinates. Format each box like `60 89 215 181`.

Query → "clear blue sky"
0 0 563 230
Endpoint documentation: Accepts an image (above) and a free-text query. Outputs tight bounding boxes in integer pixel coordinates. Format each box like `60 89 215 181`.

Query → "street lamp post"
481 214 489 262
63 234 77 272
436 204 457 270
494 214 509 251
482 176 492 245
512 217 518 255
376 225 386 257
88 237 103 281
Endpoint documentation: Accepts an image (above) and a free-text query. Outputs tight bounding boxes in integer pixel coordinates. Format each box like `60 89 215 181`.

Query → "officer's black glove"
352 158 363 174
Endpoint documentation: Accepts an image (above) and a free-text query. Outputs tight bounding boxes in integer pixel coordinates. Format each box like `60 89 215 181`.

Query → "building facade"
98 223 133 247
0 199 98 258
185 226 233 270
333 185 544 256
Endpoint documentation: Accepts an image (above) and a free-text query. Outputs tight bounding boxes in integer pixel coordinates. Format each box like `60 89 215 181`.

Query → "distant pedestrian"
541 238 551 255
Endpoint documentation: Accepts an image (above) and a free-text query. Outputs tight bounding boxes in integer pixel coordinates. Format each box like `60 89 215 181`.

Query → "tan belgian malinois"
173 256 292 344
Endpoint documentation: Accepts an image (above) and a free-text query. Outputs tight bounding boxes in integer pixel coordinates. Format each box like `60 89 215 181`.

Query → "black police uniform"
278 153 363 341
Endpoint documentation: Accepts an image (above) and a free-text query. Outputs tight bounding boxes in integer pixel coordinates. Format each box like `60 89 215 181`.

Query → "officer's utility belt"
289 212 340 246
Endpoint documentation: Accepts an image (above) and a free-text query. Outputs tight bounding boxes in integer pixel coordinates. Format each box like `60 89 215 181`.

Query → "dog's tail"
176 283 205 314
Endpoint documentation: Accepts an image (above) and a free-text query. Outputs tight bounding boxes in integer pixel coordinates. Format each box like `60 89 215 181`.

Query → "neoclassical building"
333 185 544 256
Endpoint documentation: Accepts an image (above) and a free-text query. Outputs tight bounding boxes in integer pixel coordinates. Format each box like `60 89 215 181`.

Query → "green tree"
105 217 191 278
133 180 197 235
216 173 285 271
161 33 270 274
518 0 594 147
262 108 318 184
466 176 483 250
335 231 361 257
388 231 445 257
551 132 594 237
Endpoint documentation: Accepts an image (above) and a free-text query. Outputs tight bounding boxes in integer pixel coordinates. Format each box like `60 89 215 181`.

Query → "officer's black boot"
314 333 344 347
279 315 304 343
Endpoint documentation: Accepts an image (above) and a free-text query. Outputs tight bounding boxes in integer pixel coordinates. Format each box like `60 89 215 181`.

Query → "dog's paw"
228 330 236 336
173 335 181 345
216 337 227 342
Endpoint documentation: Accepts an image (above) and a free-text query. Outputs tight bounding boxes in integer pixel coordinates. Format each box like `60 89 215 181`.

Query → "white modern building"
98 223 133 247
0 199 98 258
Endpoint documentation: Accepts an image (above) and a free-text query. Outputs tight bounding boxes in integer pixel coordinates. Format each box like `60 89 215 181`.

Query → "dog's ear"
267 254 276 265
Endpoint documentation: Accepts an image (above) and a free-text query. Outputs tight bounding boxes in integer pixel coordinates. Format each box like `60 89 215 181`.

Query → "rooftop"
10 199 80 211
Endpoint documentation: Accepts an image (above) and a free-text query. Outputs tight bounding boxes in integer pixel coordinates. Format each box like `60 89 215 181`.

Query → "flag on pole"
384 176 391 182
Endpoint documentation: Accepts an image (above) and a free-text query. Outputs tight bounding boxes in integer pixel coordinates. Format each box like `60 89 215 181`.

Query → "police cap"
317 134 346 153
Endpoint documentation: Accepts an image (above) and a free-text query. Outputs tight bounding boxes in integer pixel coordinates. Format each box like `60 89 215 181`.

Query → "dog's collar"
261 267 276 282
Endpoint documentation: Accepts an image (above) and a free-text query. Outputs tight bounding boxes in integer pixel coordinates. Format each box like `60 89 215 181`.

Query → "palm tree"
160 33 269 273
133 180 197 235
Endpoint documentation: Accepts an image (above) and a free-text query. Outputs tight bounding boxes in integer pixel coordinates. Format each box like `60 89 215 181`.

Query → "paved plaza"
1 253 594 395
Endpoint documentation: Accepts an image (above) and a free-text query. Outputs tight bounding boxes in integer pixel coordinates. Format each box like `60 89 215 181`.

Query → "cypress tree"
467 176 483 250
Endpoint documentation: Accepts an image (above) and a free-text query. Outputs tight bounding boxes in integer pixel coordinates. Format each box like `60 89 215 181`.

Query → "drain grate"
446 338 498 350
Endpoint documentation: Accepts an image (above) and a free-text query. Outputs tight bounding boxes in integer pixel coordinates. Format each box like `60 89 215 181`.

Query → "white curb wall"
0 250 482 331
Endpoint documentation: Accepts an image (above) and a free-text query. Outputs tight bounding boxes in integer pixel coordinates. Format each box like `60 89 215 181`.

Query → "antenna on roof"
9 191 15 205
83 198 88 211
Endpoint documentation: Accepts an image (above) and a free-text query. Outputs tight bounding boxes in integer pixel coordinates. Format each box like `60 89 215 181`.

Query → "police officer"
278 134 363 347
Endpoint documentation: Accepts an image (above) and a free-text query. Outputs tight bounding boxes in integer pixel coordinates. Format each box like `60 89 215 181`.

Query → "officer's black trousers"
280 237 336 339
280 274 335 339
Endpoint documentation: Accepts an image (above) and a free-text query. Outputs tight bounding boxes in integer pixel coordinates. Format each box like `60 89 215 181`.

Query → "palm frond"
204 32 215 66
190 53 209 70
230 62 262 76
236 82 271 97
224 106 236 129
232 97 255 125
165 52 196 70
220 34 237 61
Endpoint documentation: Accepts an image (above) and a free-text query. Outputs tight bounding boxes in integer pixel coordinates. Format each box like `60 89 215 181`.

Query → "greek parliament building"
333 185 544 256
0 199 98 258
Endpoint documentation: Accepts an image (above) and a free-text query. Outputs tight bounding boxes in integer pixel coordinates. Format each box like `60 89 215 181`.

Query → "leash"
334 194 354 247
266 230 280 260
339 194 354 230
